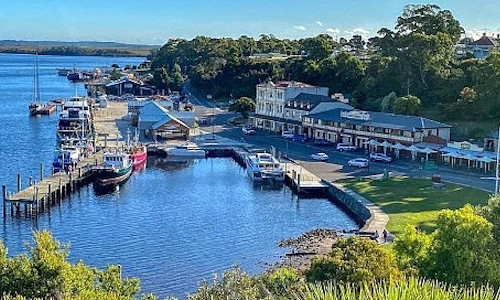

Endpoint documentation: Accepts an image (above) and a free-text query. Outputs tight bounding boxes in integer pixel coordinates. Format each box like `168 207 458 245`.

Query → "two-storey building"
303 108 451 149
253 81 329 132
283 93 353 134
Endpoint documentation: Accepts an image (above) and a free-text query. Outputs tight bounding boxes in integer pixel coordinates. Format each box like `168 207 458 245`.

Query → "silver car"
348 158 369 168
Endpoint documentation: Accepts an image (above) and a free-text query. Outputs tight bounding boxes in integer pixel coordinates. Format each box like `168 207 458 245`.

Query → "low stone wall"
322 180 389 233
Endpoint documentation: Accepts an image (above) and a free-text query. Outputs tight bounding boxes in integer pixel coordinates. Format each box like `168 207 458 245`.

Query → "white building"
253 81 329 132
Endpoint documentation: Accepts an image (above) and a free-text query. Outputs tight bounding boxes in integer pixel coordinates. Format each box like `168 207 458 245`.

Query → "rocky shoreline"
274 229 355 271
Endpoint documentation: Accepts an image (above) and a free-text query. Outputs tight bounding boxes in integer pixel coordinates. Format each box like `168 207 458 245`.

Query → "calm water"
0 54 358 298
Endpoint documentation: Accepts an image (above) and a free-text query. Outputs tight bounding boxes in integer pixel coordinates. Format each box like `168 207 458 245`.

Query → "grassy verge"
339 177 491 235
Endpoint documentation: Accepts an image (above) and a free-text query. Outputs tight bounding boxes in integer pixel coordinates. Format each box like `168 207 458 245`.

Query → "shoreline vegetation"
0 40 158 57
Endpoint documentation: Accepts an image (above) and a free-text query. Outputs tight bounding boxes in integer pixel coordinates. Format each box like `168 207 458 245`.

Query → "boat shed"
138 102 190 140
105 77 156 96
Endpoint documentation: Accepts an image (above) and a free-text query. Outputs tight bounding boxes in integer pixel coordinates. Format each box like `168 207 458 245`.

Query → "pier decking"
3 152 104 216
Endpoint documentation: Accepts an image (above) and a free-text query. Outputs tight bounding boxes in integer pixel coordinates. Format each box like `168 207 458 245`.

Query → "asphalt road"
184 87 496 193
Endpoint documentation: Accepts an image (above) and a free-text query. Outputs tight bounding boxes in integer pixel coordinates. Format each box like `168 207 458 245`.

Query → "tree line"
150 4 500 125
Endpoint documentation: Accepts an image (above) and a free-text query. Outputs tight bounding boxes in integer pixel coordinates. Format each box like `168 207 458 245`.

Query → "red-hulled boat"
131 145 147 167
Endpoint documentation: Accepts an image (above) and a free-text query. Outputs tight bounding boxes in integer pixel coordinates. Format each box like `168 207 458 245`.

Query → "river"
0 53 358 298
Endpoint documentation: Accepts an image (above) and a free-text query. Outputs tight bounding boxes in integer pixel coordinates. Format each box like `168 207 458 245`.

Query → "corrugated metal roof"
307 108 451 131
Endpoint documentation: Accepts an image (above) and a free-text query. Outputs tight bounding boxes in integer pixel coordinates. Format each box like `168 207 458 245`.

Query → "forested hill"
0 40 158 57
150 4 500 138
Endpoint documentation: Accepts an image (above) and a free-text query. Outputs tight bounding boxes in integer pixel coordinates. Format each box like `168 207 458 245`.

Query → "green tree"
262 267 299 296
189 266 262 300
305 237 400 284
479 195 500 244
301 34 335 61
0 231 143 300
380 92 397 112
393 95 421 115
110 69 122 80
424 206 500 286
229 97 256 118
170 63 184 91
393 226 431 275
151 67 171 92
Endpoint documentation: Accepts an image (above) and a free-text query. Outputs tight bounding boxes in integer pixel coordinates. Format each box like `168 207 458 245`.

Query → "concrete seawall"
322 180 389 234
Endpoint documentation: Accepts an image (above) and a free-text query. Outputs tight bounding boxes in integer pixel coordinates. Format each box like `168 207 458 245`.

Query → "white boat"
246 152 285 182
166 143 206 158
52 145 82 173
57 96 93 144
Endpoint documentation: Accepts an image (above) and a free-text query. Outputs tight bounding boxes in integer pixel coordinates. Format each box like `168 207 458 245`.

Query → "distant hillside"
0 40 159 57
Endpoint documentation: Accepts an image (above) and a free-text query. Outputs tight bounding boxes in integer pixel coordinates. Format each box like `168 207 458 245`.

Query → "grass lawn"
339 177 491 235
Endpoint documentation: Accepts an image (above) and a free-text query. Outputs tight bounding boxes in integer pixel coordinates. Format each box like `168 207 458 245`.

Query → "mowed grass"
340 177 491 235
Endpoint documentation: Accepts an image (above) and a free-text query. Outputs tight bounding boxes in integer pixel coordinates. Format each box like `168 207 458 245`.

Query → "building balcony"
305 123 414 143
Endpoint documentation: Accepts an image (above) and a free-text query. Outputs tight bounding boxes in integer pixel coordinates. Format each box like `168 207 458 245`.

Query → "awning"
369 140 380 146
391 142 408 150
420 147 438 154
380 141 392 148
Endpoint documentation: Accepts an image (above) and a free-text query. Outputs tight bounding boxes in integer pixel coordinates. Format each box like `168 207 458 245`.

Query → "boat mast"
33 52 41 103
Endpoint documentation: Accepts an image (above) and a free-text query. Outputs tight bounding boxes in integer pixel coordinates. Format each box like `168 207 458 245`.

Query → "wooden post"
48 184 52 204
2 185 6 217
69 173 73 192
29 176 33 186
40 163 44 181
17 173 21 192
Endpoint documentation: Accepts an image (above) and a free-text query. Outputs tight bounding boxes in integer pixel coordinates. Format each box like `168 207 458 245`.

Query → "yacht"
246 152 285 182
56 96 93 144
166 143 206 158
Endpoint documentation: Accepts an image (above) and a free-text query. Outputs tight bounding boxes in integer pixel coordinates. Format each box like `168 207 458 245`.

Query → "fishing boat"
131 145 147 166
66 68 80 82
52 145 81 173
166 143 206 158
56 96 93 144
56 68 71 76
95 152 133 186
246 151 284 182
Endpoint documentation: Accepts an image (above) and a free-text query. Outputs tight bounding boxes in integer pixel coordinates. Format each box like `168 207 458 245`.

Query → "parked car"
336 143 357 151
281 130 294 139
242 126 256 135
313 139 334 147
292 134 307 142
348 158 369 168
311 152 329 161
370 152 393 163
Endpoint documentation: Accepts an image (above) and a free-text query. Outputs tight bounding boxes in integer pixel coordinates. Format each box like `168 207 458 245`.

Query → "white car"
336 143 357 151
348 158 369 168
242 126 256 135
281 130 294 139
311 152 329 161
370 152 393 163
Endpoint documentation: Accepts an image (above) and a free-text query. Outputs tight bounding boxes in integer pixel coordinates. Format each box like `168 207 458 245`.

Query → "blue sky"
1 0 499 44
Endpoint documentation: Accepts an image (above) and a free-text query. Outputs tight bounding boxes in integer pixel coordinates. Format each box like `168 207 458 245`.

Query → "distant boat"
95 151 133 186
56 68 71 76
67 68 80 82
29 53 56 116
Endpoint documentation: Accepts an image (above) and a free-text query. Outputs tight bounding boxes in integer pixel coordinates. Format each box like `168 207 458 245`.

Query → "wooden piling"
40 163 44 181
17 173 21 192
2 185 6 217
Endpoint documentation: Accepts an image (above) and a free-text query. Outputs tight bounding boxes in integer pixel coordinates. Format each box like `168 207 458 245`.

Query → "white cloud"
343 27 372 40
294 25 306 31
465 29 497 40
326 28 340 35
316 21 323 27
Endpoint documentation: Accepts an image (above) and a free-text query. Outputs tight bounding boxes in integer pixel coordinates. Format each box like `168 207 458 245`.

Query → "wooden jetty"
2 152 104 217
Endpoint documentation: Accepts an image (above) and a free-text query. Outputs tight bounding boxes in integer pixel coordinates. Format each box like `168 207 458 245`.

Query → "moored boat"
52 145 81 173
246 151 284 182
131 145 147 166
95 152 133 186
166 143 206 158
